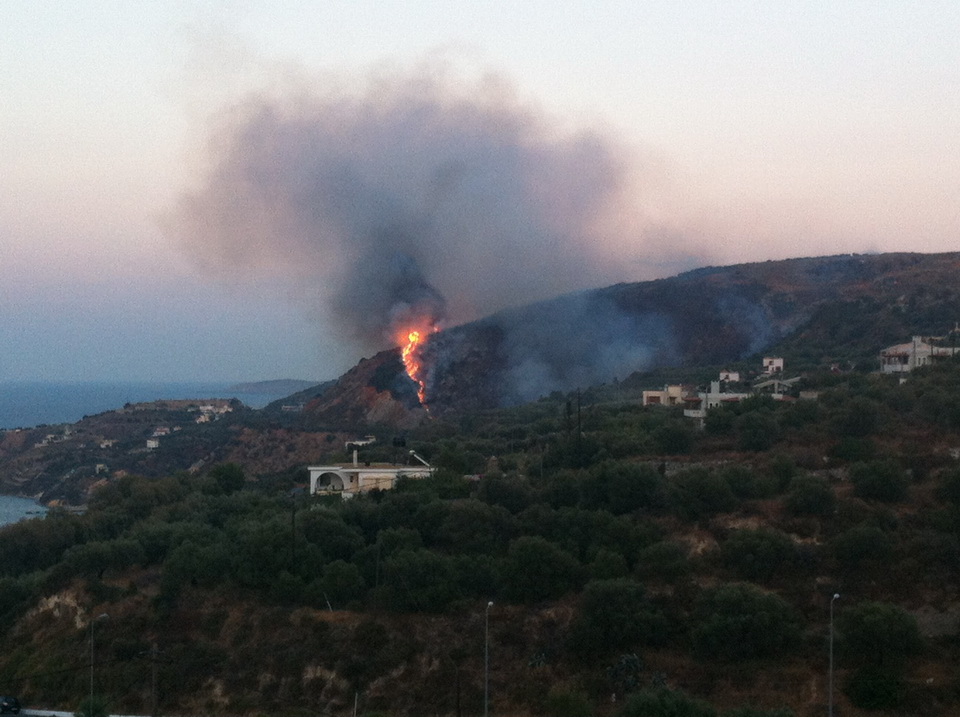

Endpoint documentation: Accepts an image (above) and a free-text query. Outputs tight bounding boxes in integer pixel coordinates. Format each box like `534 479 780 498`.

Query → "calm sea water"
0 494 47 526
0 381 283 430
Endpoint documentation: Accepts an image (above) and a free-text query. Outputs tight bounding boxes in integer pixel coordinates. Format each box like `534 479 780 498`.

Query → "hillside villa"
308 440 434 498
642 359 796 425
879 335 959 374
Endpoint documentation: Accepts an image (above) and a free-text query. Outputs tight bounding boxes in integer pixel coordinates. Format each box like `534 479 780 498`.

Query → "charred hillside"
303 252 960 426
301 349 427 430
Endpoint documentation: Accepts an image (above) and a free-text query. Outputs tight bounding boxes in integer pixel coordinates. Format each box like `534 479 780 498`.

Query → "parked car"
0 696 20 714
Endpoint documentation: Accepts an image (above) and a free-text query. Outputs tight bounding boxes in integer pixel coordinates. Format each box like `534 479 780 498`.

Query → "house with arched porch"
308 451 434 498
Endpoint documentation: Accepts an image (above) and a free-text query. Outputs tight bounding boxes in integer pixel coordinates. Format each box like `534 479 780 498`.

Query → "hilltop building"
641 385 694 406
880 335 959 374
682 381 752 421
762 357 784 374
308 446 434 498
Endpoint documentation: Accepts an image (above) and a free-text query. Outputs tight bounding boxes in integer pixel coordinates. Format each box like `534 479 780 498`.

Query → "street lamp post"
829 593 840 717
89 613 109 712
484 601 493 717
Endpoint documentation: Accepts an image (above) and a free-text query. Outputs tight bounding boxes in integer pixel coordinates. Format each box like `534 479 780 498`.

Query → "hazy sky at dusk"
2 1 958 382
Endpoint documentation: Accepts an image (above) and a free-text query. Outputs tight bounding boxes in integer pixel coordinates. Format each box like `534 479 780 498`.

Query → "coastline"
0 494 49 526
0 380 295 431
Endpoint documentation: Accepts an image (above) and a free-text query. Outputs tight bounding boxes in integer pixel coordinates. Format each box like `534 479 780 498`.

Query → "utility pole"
829 593 840 717
290 495 296 566
150 642 158 717
484 601 493 717
576 388 582 465
89 613 108 713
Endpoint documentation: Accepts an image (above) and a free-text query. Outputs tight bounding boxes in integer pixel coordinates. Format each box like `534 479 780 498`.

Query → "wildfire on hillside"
398 326 437 407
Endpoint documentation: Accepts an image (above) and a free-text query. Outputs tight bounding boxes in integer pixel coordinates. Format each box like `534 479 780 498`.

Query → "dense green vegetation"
2 360 960 715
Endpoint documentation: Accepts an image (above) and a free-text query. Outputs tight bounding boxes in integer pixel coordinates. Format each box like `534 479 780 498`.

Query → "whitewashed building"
762 357 784 374
308 451 434 498
880 336 958 374
642 385 694 406
683 381 751 421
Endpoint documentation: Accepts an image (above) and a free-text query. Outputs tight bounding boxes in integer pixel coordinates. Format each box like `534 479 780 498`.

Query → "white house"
642 385 694 406
879 336 958 374
762 357 784 375
308 451 434 498
683 381 751 421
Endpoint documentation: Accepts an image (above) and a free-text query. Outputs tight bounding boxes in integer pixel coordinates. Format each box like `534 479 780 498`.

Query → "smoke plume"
171 64 663 355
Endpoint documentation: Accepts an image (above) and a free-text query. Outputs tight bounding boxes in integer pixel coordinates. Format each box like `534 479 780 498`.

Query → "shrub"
668 469 737 520
652 421 695 455
319 559 366 607
849 460 909 503
722 466 778 500
721 529 796 582
704 406 736 435
499 537 583 604
435 499 516 554
477 475 533 513
736 411 781 452
635 541 690 582
74 694 110 717
785 475 835 517
544 687 593 717
207 463 246 494
830 397 881 437
844 665 904 710
381 549 458 612
588 548 629 579
298 510 365 561
568 579 667 659
691 584 800 661
828 437 876 463
832 525 894 574
838 601 922 670
618 687 715 717
590 461 667 515
936 466 960 505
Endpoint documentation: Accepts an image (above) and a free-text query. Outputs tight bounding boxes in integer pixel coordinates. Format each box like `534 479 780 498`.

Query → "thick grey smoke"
171 66 648 352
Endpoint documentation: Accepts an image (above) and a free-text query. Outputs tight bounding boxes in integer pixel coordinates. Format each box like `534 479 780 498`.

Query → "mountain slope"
303 252 960 425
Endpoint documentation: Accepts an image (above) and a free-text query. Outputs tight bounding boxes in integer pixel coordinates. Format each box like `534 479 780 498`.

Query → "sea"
0 494 47 526
0 382 300 523
0 380 287 431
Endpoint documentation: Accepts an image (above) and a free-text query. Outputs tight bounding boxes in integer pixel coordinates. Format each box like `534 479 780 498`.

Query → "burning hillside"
302 348 427 430
301 251 960 427
398 325 437 408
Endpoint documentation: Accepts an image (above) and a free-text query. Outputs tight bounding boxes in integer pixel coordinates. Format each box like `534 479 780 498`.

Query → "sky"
2 1 958 383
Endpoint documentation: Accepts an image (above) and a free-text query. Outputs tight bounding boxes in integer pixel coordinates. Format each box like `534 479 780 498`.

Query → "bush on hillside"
618 687 715 717
668 469 737 521
499 536 583 604
567 578 667 659
720 528 797 582
784 475 835 516
691 584 800 661
838 601 922 670
849 460 909 502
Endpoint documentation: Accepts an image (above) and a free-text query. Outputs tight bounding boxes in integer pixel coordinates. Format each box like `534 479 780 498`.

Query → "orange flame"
399 327 433 406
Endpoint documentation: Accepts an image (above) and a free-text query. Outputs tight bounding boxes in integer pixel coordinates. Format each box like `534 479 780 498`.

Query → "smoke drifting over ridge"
172 66 665 357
